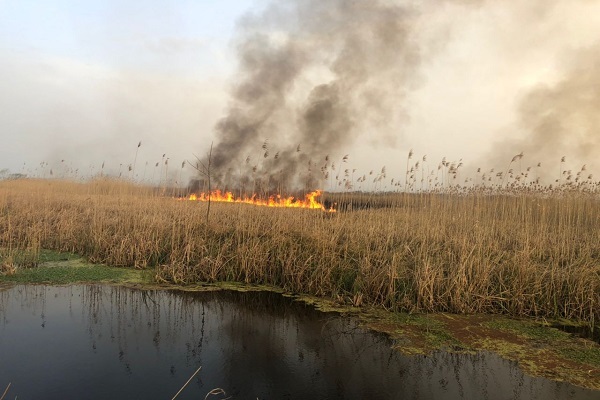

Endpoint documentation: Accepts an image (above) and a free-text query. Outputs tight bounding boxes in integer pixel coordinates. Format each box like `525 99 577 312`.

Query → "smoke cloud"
207 0 427 192
486 43 600 184
206 0 600 191
3 0 599 190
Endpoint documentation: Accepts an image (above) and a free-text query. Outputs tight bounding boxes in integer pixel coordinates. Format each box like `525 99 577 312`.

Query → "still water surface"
0 285 597 400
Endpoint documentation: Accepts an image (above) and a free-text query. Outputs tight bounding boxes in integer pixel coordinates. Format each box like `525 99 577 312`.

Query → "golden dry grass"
1 178 599 325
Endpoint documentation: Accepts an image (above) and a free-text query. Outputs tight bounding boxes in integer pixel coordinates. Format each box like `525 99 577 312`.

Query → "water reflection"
0 285 597 400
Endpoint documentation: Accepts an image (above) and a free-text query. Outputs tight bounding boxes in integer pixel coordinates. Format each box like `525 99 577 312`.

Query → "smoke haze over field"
207 0 600 190
486 43 600 183
208 0 424 190
1 0 600 188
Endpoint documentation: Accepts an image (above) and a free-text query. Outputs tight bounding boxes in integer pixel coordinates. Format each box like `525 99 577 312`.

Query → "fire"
183 190 335 212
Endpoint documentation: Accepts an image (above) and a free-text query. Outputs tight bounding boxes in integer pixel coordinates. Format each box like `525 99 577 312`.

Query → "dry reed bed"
1 179 599 325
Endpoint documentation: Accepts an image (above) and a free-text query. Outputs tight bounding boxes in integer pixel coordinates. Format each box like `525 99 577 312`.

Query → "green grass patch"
389 313 463 349
558 345 600 367
356 310 466 355
0 257 151 285
38 249 81 263
484 317 570 341
1 248 80 267
0 248 38 267
482 316 600 370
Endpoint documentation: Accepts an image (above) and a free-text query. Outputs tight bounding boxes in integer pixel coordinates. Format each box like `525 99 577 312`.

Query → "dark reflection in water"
0 285 597 400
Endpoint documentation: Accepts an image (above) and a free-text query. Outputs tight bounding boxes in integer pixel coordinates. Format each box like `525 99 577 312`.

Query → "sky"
1 0 600 189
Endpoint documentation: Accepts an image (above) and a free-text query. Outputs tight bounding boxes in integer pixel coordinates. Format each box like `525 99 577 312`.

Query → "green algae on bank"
356 310 600 390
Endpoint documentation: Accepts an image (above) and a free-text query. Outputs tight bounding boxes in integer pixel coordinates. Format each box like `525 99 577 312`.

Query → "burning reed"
1 178 599 326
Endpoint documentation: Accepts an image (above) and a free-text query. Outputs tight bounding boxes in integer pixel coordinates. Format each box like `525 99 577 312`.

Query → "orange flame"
183 190 335 212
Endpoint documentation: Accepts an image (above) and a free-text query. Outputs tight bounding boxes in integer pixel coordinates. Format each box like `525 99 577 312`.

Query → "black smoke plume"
202 0 424 194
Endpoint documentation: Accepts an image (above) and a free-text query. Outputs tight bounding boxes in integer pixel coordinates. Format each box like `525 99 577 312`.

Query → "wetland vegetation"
1 176 599 391
2 178 599 323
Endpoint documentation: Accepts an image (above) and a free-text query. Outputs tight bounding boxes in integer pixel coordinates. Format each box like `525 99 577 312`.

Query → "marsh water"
0 285 597 400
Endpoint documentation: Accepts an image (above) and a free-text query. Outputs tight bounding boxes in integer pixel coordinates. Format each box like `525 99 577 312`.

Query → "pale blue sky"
0 0 258 74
